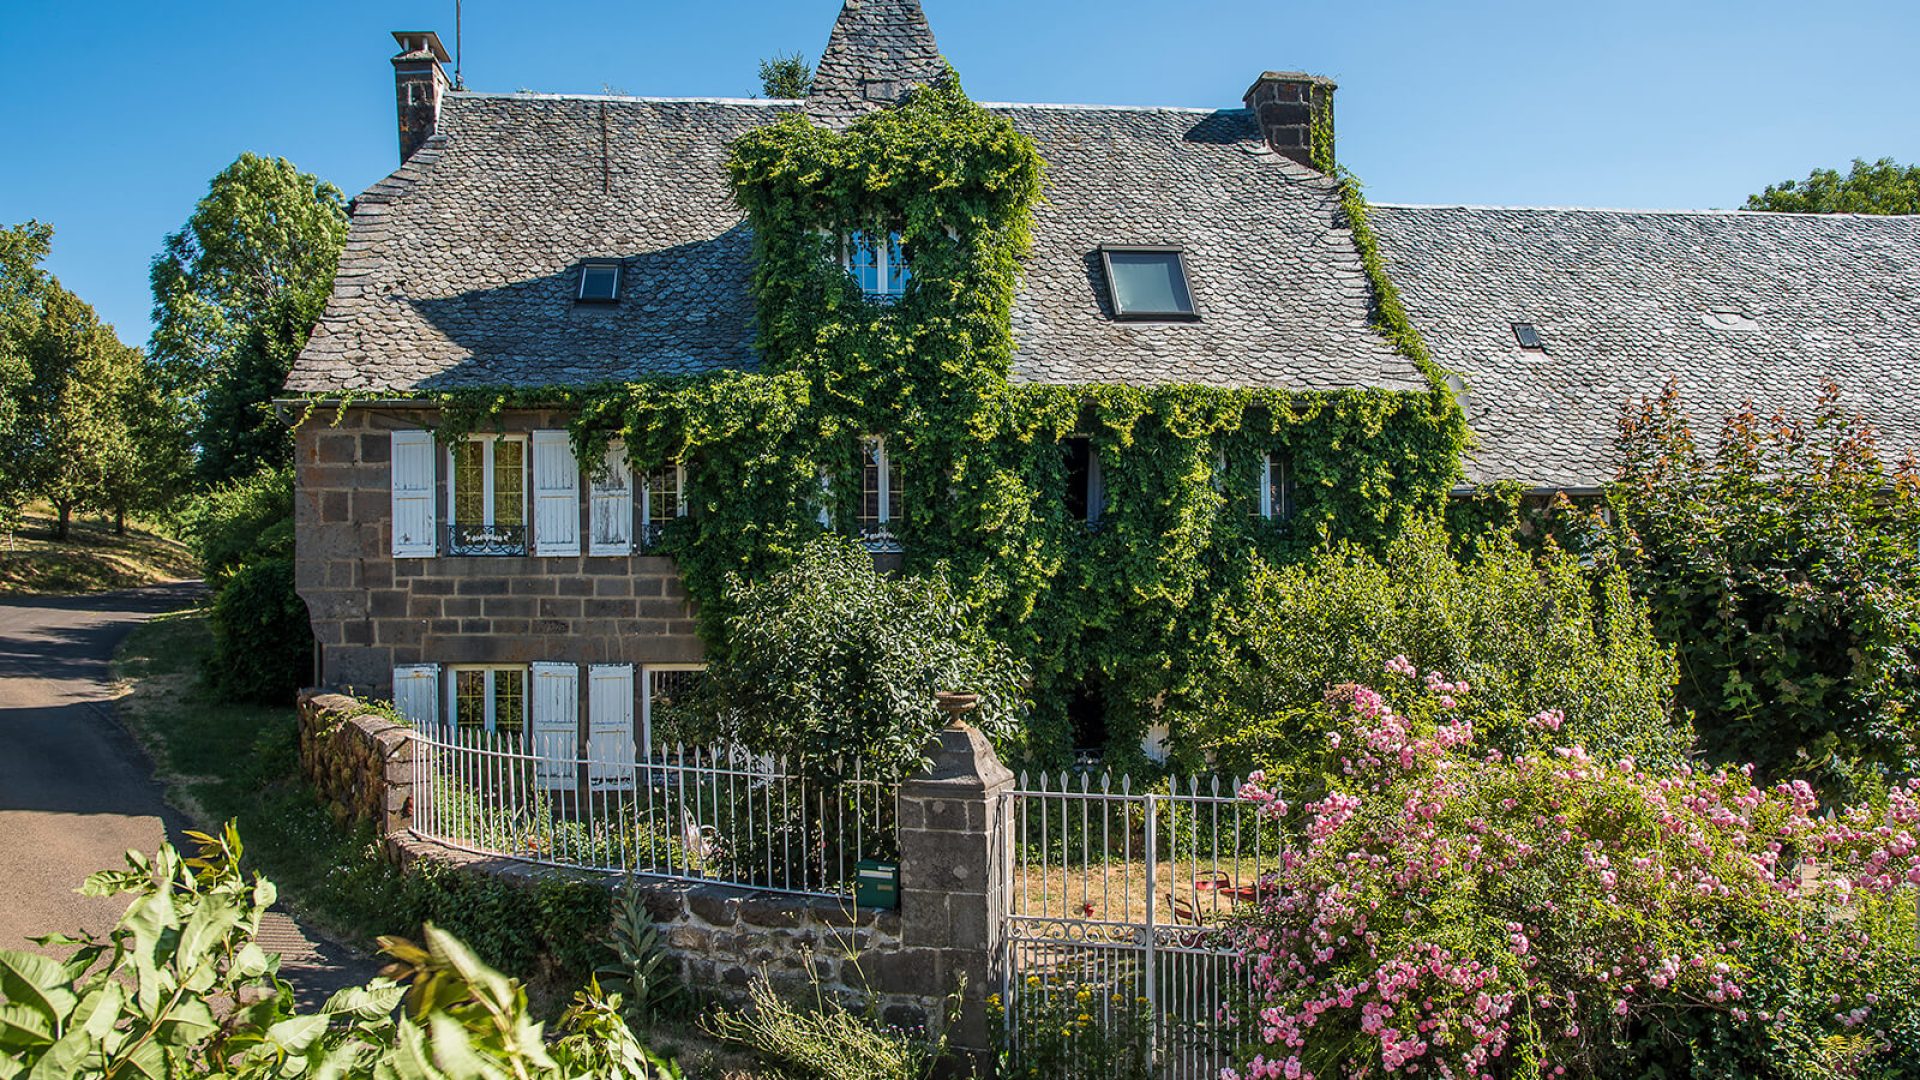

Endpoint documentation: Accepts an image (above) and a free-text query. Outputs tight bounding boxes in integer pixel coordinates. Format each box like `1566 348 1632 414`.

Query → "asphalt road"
0 584 375 1003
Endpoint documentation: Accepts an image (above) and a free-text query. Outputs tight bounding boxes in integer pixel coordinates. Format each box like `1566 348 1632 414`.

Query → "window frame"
1512 322 1544 350
1063 436 1106 527
858 436 903 551
446 434 529 556
1099 245 1199 321
577 261 622 304
446 664 530 737
1257 453 1294 522
640 461 688 549
843 230 910 302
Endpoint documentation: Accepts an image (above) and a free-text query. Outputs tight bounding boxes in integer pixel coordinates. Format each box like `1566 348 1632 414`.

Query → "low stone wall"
297 691 415 835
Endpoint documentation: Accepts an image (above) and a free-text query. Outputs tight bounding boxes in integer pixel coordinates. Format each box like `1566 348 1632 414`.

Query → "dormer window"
578 261 621 303
1063 437 1105 526
845 231 910 301
1100 247 1197 320
1256 453 1294 522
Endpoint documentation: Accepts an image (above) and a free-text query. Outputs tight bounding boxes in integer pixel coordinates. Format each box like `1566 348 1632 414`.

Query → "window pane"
454 442 486 526
1063 438 1091 521
651 465 680 520
886 233 911 294
1107 251 1194 316
648 668 705 747
861 441 883 527
848 232 882 295
579 264 619 301
886 454 902 524
455 670 488 732
492 440 524 526
494 669 526 736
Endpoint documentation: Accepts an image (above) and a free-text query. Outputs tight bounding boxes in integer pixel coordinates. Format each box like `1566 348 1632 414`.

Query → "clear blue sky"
2 0 1915 346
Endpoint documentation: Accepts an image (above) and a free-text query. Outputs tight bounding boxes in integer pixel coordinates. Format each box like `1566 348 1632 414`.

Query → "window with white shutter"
531 430 581 557
530 662 579 791
588 664 637 791
588 443 634 556
390 431 438 558
640 462 687 550
447 436 527 556
392 664 441 729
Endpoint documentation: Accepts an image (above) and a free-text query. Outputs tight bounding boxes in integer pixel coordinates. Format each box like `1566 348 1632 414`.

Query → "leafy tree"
695 535 1029 780
1190 519 1687 790
0 221 53 523
758 51 813 99
1608 381 1920 799
149 154 347 483
8 282 143 539
1746 157 1920 215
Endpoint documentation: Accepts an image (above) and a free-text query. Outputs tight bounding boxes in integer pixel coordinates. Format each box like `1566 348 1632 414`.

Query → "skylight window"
1101 247 1197 320
578 261 621 303
1512 322 1543 350
845 231 910 301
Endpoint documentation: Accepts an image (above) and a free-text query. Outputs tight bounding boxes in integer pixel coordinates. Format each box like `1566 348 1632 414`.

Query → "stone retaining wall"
297 691 415 835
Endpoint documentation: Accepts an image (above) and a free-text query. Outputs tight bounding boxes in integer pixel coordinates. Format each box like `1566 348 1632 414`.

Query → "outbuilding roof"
1369 205 1920 487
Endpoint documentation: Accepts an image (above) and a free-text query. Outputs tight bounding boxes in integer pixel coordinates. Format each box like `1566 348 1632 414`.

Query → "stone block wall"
293 403 705 700
297 691 415 835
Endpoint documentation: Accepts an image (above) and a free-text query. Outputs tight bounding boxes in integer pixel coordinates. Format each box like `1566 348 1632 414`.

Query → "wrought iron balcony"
446 522 527 557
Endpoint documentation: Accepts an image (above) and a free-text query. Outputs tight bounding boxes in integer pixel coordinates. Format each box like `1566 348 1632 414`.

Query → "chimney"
1243 72 1336 170
392 31 452 163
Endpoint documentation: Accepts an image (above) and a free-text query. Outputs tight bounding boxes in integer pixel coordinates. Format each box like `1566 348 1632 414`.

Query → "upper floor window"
578 261 621 303
641 462 687 548
451 665 527 736
1257 453 1294 522
859 437 903 551
1063 437 1105 527
845 231 910 301
449 435 527 556
1100 246 1197 320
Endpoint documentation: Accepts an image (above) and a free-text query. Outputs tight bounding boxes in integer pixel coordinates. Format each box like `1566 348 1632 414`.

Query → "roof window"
577 261 621 303
1101 247 1197 320
1511 322 1543 350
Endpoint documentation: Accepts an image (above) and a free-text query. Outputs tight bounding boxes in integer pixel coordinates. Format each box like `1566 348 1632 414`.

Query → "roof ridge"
453 91 797 107
1373 201 1920 221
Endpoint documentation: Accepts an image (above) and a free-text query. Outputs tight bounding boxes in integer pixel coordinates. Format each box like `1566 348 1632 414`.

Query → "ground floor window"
859 436 903 551
449 665 527 735
641 664 707 750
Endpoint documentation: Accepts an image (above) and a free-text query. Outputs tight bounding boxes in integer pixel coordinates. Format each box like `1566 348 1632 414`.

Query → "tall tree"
0 222 53 522
758 52 813 99
149 154 347 483
11 282 144 539
1747 157 1920 215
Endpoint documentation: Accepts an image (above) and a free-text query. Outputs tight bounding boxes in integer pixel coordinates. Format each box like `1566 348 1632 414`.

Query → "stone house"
285 0 1920 762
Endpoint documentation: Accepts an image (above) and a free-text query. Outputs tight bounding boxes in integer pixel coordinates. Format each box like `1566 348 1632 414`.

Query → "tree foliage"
0 221 53 518
758 52 813 99
1746 157 1920 215
1608 381 1920 799
149 154 347 483
1190 519 1687 789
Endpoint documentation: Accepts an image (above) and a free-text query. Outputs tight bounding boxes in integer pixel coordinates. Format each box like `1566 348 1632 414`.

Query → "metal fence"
409 729 896 898
1000 771 1284 1080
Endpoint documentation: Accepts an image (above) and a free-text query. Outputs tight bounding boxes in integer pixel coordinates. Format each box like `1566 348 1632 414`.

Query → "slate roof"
286 92 1424 395
1370 206 1920 488
809 0 946 127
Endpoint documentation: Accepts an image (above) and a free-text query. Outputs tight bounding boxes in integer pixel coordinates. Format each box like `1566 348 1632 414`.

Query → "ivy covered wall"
402 76 1468 766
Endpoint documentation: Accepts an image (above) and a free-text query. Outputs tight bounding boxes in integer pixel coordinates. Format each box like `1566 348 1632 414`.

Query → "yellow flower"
1060 1027 1072 1037
1077 1013 1092 1024
1027 975 1042 988
1076 989 1092 1003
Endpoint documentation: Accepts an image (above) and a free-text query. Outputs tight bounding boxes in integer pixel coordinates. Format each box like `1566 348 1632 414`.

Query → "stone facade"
297 691 416 835
293 403 705 701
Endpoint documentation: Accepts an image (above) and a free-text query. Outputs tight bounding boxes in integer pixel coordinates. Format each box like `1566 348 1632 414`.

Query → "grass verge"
112 607 407 943
1 507 198 594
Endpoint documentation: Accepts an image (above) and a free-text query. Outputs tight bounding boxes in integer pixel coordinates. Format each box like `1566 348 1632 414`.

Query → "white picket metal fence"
408 728 896 898
1000 771 1284 1080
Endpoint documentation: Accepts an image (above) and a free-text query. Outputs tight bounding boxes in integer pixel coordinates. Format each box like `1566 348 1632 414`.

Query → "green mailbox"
855 859 899 910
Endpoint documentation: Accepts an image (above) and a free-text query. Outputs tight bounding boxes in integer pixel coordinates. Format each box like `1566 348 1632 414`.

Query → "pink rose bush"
1223 658 1920 1080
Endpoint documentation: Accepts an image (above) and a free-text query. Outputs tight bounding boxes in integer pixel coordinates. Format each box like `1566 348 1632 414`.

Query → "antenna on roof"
453 0 465 90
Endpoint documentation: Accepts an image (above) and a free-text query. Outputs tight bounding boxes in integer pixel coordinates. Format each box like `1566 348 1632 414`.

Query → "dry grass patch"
0 506 197 594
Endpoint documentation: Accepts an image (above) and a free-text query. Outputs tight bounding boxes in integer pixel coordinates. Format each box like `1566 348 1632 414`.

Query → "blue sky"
2 0 1915 345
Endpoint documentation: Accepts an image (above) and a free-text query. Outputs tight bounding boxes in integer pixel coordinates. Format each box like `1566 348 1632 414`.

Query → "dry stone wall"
297 691 416 835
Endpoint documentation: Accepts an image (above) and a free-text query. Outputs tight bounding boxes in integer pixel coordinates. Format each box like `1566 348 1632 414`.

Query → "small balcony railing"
447 523 528 557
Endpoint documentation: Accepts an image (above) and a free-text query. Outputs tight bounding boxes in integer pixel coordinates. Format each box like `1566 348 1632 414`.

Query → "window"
448 436 527 555
859 437 903 550
1512 322 1544 350
578 261 621 303
1063 437 1105 525
845 231 910 301
641 462 686 549
449 666 527 736
1257 453 1294 521
641 664 706 753
1100 247 1197 320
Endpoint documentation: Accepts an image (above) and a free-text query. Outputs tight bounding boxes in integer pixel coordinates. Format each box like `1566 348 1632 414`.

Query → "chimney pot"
1244 71 1336 171
392 30 452 163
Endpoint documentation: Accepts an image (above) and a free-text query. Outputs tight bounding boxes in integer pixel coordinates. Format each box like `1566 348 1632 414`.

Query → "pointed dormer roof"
807 0 944 127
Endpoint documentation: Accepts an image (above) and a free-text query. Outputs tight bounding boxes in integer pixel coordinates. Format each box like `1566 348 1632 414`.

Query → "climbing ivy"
366 74 1469 767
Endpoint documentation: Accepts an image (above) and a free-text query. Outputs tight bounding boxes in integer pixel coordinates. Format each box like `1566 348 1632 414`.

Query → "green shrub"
396 860 613 993
1189 518 1687 789
206 554 312 704
183 463 293 586
1609 381 1920 798
705 971 946 1080
697 535 1030 780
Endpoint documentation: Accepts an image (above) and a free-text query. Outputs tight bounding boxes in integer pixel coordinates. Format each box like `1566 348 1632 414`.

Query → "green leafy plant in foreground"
0 823 679 1078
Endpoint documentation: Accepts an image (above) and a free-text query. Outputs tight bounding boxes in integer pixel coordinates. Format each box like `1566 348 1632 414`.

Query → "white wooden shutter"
588 443 633 556
393 664 440 730
531 430 581 557
530 662 579 791
588 664 637 791
390 431 438 558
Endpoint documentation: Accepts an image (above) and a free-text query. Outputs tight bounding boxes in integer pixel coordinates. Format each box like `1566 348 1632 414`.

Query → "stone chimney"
808 0 945 129
1243 72 1336 170
392 31 452 163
